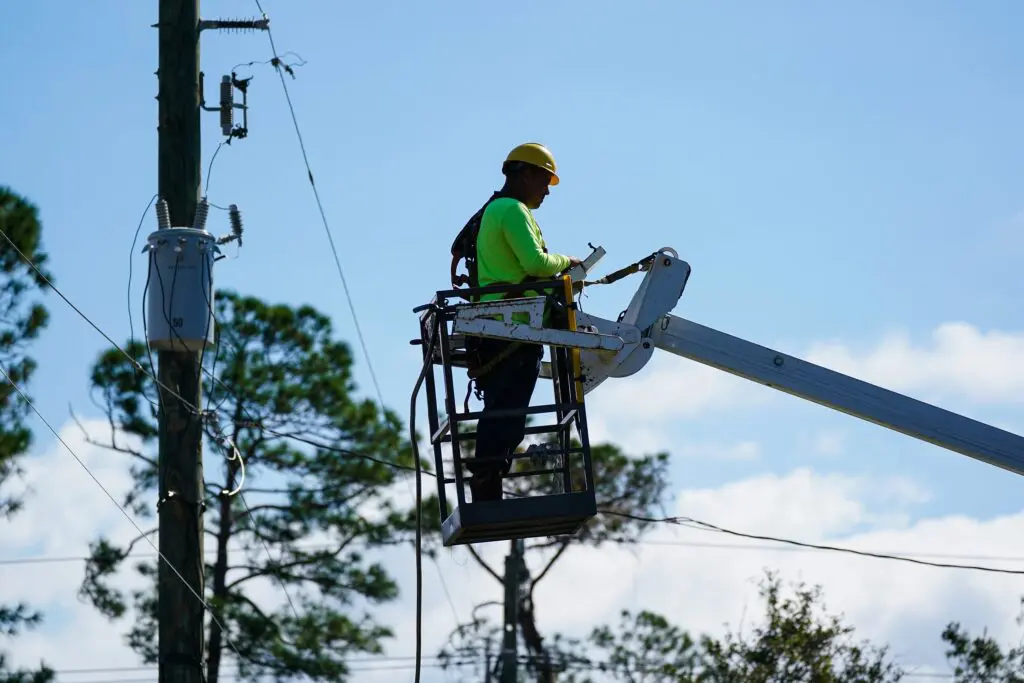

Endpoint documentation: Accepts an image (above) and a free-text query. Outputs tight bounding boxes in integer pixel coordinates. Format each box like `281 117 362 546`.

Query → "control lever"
568 243 607 283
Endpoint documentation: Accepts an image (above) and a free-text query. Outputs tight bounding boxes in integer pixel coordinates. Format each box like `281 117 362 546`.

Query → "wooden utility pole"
150 3 266 680
500 539 525 683
156 0 206 681
149 2 264 680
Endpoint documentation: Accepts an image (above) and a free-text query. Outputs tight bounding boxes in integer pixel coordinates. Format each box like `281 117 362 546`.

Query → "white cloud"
356 465 1024 679
417 321 1024 472
7 416 1024 682
674 440 761 462
583 351 771 455
491 468 1024 676
582 322 1024 461
805 322 1024 406
588 351 767 423
0 418 150 672
811 429 845 456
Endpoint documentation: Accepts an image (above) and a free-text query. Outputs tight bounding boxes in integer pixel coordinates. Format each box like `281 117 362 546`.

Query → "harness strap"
450 191 507 296
466 341 523 380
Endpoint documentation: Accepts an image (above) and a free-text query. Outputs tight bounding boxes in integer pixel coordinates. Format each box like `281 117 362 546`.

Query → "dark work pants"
467 338 543 502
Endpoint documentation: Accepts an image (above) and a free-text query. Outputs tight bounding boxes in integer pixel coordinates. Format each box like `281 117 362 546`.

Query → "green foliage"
698 572 903 683
579 610 702 682
0 187 51 520
942 605 1024 682
0 606 54 682
0 657 53 683
436 616 503 681
440 573 908 682
546 572 903 683
440 437 673 682
78 291 432 683
0 188 53 681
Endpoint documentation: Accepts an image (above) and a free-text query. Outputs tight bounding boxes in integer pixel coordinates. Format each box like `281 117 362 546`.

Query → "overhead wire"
0 363 250 671
6 218 1023 583
199 366 1024 579
0 261 990 681
0 213 280 677
6 535 1024 570
126 193 157 366
407 305 441 683
241 429 1024 575
600 510 1024 576
0 367 1000 683
249 0 385 411
8 39 1007 683
204 139 228 196
51 660 464 683
0 225 202 416
245 5 457 681
47 655 467 681
31 658 960 682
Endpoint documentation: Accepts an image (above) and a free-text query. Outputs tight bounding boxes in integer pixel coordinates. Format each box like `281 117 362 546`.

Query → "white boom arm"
649 315 1024 476
450 246 1024 477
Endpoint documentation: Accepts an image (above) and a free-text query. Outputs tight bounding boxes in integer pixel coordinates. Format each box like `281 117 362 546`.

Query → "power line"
50 655 456 677
8 535 1024 570
601 509 1024 576
250 0 385 412
0 224 201 415
126 193 157 361
0 364 249 671
0 183 1002 677
46 658 956 681
209 426 1024 577
262 427 425 474
243 9 448 683
0 178 424 683
55 660 460 683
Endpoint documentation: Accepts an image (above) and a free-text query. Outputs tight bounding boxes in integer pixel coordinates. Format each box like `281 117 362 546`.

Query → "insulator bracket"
200 71 251 139
198 17 270 33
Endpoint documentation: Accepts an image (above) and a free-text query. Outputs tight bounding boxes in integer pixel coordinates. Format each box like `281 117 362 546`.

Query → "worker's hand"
567 256 583 268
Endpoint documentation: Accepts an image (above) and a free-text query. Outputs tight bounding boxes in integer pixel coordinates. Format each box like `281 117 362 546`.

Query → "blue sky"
2 0 1024 677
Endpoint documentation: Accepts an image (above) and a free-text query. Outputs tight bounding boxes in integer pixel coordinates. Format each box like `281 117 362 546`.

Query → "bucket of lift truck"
413 276 599 546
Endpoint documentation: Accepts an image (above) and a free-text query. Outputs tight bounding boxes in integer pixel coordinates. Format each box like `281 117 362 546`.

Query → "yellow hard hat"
504 142 559 185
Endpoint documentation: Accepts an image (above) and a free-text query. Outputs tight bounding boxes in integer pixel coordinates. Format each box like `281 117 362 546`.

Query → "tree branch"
69 405 156 466
530 540 571 597
465 545 502 584
234 503 294 523
115 527 159 560
225 543 345 591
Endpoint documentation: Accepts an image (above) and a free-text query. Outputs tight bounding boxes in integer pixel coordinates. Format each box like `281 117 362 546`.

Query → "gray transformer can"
143 227 220 351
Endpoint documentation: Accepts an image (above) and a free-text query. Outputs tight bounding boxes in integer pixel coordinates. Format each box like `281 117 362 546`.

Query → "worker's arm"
501 201 572 277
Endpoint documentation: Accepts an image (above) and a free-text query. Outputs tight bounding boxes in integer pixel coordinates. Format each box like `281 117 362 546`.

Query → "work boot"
469 472 502 502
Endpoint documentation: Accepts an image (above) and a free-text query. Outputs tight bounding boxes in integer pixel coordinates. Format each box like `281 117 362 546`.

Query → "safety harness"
450 193 555 408
451 193 662 409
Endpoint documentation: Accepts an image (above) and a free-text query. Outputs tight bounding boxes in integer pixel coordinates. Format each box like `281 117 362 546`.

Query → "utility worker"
451 142 580 502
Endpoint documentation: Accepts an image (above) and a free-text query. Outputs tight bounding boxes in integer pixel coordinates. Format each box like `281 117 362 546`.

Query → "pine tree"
77 290 433 683
0 187 55 682
439 438 672 682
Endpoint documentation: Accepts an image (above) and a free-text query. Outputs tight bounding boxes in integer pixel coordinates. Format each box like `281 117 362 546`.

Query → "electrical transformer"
143 200 220 352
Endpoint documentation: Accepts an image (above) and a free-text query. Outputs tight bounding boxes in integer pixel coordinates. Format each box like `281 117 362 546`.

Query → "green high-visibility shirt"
476 198 571 306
